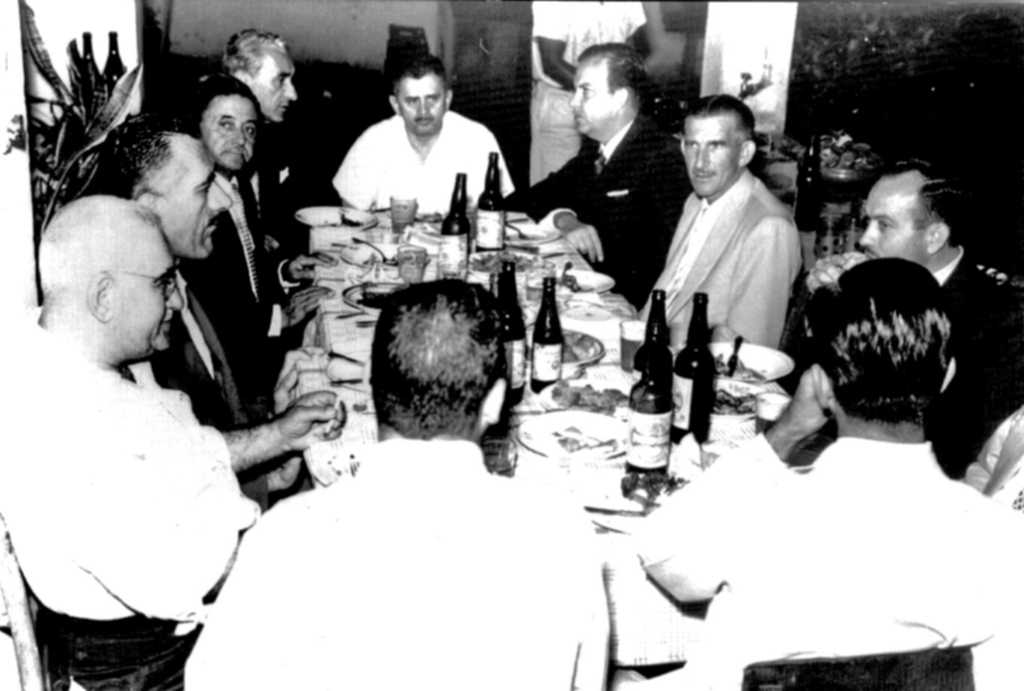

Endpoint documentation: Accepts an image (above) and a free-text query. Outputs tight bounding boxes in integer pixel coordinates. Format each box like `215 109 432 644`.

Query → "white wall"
170 0 448 68
26 0 139 85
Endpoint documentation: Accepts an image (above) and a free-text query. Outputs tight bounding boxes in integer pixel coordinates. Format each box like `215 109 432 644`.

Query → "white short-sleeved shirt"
531 1 646 85
332 112 515 216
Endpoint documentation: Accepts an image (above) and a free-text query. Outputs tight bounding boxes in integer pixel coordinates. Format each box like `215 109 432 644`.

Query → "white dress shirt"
187 438 608 691
636 435 1024 691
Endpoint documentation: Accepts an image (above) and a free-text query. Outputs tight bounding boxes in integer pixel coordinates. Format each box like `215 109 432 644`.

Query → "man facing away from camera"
186 281 608 691
621 259 1024 691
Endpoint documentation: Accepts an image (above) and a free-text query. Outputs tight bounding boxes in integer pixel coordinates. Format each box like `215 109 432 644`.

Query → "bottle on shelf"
530 276 563 394
79 32 105 108
475 152 505 252
497 260 527 407
670 293 715 444
438 173 470 280
627 327 674 472
794 133 822 236
632 289 670 377
103 31 125 95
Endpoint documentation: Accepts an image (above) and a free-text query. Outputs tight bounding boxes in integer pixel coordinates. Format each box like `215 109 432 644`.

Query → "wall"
170 0 448 68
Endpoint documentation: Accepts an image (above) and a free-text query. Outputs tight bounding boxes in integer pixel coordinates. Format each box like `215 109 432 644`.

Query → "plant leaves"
19 0 73 104
84 65 142 143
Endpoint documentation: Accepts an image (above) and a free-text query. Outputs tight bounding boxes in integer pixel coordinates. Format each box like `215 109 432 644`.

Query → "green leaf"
19 0 73 104
84 65 142 142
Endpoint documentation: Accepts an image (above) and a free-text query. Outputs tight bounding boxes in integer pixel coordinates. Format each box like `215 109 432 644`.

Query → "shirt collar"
931 247 964 287
600 118 636 162
357 438 489 484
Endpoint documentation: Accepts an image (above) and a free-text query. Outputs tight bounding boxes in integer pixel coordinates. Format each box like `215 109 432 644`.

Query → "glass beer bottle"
794 133 822 235
633 289 670 376
628 333 673 471
497 260 527 406
438 173 470 280
671 293 714 444
103 31 125 94
531 276 563 393
476 152 505 251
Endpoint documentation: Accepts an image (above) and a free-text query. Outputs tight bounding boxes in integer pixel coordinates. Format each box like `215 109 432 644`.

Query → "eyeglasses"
117 270 179 301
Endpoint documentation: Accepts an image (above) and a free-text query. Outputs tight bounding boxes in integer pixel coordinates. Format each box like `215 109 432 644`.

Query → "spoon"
727 336 744 377
505 221 527 238
352 236 392 263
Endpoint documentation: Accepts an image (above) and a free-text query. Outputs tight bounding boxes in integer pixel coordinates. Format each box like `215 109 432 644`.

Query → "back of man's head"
39 196 164 316
389 53 448 95
879 159 968 249
223 29 288 78
687 94 756 142
577 42 647 108
103 113 191 200
371 281 503 440
807 258 951 427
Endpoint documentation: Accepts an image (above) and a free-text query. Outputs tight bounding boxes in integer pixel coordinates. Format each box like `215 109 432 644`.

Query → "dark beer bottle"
439 173 470 280
497 260 527 406
80 32 105 106
530 276 563 393
476 152 505 251
794 133 822 235
628 332 673 471
633 289 670 376
103 31 126 95
671 293 714 444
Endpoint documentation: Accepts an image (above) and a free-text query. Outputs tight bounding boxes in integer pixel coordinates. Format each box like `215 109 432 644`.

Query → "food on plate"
553 426 620 455
550 380 628 415
416 212 444 224
340 213 363 227
562 331 601 364
713 354 766 382
818 131 883 171
713 388 756 415
469 250 538 274
621 471 687 509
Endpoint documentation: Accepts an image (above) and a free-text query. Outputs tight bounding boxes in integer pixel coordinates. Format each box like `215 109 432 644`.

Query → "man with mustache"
644 94 800 349
332 53 514 216
184 74 334 402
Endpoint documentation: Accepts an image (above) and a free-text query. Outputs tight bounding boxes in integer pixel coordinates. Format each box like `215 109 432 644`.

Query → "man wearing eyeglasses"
7 195 343 691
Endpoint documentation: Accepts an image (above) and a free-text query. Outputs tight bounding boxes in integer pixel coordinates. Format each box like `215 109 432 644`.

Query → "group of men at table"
5 24 1024 691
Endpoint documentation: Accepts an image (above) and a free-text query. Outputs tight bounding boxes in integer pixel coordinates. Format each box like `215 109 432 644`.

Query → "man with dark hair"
6 195 341 691
184 74 333 397
332 54 514 215
186 281 609 691
859 160 1024 478
515 42 689 309
625 258 1024 691
644 94 799 348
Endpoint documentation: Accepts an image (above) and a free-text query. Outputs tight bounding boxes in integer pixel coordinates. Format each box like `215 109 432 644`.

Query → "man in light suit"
645 95 799 349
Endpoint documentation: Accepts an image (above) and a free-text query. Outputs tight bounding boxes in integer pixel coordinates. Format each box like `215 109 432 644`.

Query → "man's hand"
275 391 346 452
555 212 604 263
265 455 304 492
284 252 337 282
765 365 831 462
282 286 334 329
273 348 325 414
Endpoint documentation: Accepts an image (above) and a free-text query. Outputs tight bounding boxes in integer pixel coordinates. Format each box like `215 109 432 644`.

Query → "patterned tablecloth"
295 211 778 666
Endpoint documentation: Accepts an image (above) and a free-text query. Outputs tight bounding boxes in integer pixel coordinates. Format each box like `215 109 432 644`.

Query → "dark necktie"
595 152 607 176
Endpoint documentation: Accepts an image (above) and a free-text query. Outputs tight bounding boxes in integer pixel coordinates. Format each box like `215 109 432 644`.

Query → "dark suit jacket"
180 183 295 400
510 115 690 308
927 260 1024 478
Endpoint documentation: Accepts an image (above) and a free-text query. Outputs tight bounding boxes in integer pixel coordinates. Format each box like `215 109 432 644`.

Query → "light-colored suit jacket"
646 170 800 349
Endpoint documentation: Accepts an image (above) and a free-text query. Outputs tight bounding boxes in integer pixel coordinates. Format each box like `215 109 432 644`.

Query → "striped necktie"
594 152 607 176
230 176 262 303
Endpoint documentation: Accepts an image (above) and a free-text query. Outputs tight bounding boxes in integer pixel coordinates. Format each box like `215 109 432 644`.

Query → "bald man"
4 196 342 691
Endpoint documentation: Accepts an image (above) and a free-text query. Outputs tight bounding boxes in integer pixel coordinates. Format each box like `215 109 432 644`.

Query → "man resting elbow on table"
620 259 1024 691
186 281 608 691
3 196 343 691
510 42 688 310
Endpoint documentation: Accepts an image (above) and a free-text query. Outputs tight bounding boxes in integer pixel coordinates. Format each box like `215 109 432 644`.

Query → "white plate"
341 283 407 315
334 241 399 268
296 206 378 230
535 380 631 419
562 305 615 322
562 330 606 368
517 410 627 462
565 269 615 293
505 222 561 247
708 341 794 383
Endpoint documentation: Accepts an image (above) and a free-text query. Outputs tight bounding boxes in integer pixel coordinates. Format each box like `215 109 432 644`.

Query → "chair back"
742 646 975 691
0 511 46 691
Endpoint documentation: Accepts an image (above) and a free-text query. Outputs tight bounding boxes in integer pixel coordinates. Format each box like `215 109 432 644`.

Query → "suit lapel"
666 171 756 324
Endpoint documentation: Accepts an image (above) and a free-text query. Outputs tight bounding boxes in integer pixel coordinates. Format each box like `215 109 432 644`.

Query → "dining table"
290 208 775 667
